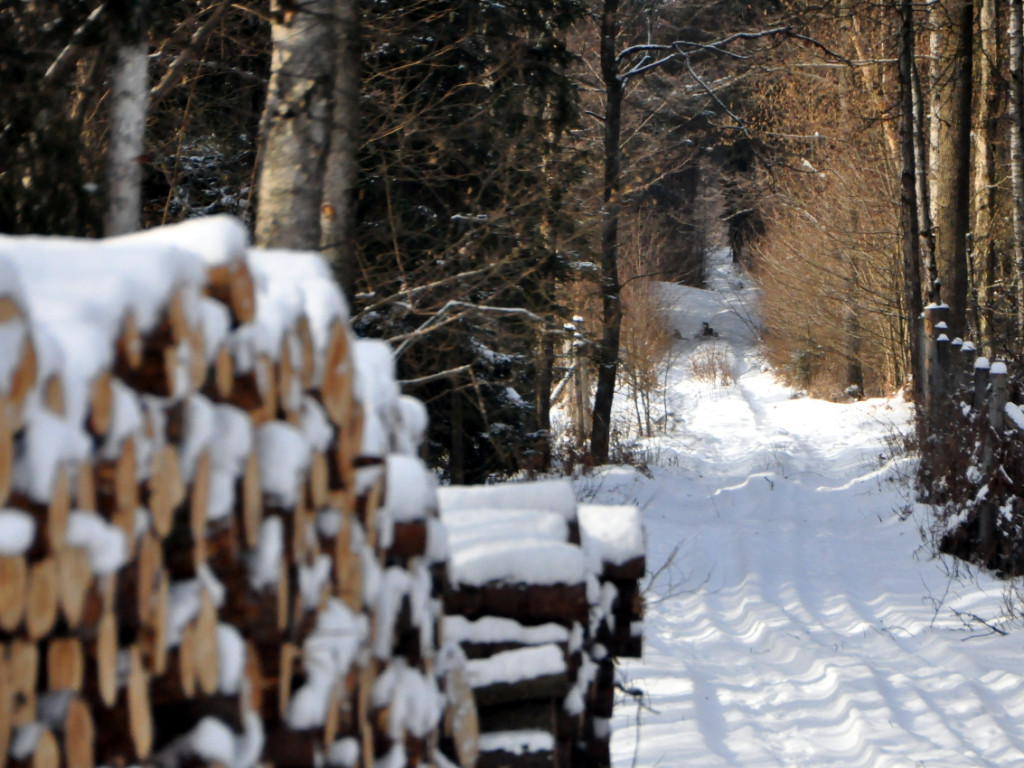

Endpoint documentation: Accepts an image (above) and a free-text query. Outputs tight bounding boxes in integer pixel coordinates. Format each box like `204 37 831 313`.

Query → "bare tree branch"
150 0 233 103
42 3 107 85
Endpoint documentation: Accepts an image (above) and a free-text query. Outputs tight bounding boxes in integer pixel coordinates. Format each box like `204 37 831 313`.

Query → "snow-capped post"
974 356 991 412
922 304 950 421
978 361 1008 554
959 340 976 392
988 362 1008 434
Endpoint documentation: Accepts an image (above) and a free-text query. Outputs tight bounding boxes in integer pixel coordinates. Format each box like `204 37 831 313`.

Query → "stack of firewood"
438 483 645 768
0 216 463 768
0 215 645 768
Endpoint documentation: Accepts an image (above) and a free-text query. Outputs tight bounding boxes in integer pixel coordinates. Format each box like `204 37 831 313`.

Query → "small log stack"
0 215 646 768
438 483 645 768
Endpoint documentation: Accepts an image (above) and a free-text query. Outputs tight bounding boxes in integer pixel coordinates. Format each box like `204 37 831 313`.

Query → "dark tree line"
2 0 796 480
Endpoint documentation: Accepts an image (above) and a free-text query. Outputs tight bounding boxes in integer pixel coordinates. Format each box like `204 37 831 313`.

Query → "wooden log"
118 343 179 397
45 636 84 691
278 642 300 720
444 583 588 627
9 465 71 556
0 647 11 766
205 261 256 327
229 354 277 426
161 285 194 347
56 548 93 634
308 450 329 511
0 395 11 506
239 450 263 549
146 444 185 539
333 520 363 613
472 672 570 709
193 587 220 697
162 503 205 580
318 320 353 427
189 449 211 567
187 324 208 395
598 555 645 582
145 572 169 676
114 308 143 372
328 430 356 502
0 554 27 631
10 640 38 727
153 627 197 702
245 640 265 717
86 371 114 438
355 467 384 551
357 659 378 768
278 332 302 423
95 436 138 520
74 459 96 513
5 323 37 432
63 696 95 768
86 610 119 708
206 341 236 401
390 521 428 560
442 662 479 768
94 645 152 765
9 726 60 768
296 315 315 391
115 531 162 632
43 373 65 417
478 700 556 738
26 556 60 640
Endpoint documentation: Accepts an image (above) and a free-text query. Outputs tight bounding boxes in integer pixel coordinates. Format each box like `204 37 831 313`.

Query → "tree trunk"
104 1 149 236
320 0 359 300
911 40 938 301
930 0 974 337
255 0 336 249
899 0 926 402
1010 0 1024 338
590 0 624 465
974 0 999 352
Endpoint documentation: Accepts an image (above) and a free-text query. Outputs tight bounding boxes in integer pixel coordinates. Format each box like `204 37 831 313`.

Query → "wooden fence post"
979 361 1008 555
973 356 990 412
959 341 976 393
923 304 950 423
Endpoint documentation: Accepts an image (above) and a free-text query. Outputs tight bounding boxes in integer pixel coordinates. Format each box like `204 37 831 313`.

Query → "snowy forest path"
581 249 1024 767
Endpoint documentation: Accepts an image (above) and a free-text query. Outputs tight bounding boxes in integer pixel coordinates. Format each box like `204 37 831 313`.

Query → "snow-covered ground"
584 249 1024 767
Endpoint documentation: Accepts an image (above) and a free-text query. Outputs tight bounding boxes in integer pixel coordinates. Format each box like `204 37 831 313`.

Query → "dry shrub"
620 279 676 436
745 7 906 399
689 342 735 387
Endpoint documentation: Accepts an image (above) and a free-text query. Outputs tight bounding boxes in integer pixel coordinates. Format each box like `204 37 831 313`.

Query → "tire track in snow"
603 248 1024 766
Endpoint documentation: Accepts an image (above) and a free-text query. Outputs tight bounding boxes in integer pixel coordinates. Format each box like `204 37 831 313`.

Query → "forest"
2 0 1021 490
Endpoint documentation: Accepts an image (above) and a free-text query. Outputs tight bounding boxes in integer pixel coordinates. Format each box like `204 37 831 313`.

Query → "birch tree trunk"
320 0 359 298
973 0 999 351
104 2 149 237
590 0 624 465
255 0 335 250
911 40 938 301
1009 0 1024 337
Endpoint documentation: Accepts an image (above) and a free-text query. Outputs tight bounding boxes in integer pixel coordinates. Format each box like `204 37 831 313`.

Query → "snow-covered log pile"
0 216 463 768
439 481 645 768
